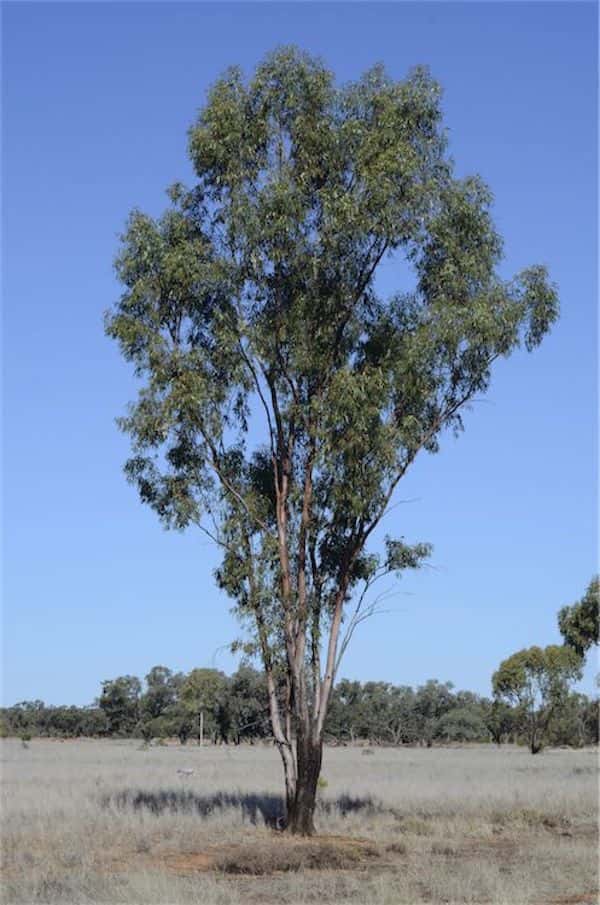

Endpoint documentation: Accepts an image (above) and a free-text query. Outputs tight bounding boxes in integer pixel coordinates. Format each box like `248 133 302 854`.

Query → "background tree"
227 665 270 743
492 645 582 754
558 577 599 658
544 691 597 748
140 666 183 720
578 694 599 745
413 680 455 746
325 679 364 743
180 668 229 744
484 699 516 745
76 706 108 738
106 47 558 832
358 681 395 743
387 685 420 745
137 665 186 740
436 706 487 742
98 676 141 736
2 701 46 737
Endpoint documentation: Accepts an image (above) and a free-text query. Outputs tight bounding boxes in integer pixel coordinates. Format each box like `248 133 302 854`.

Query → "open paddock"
1 739 597 904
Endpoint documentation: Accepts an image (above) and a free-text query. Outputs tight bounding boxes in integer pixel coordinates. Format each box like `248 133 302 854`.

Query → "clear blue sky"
3 2 597 706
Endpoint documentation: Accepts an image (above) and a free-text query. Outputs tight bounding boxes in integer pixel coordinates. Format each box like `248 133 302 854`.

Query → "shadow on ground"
102 789 382 828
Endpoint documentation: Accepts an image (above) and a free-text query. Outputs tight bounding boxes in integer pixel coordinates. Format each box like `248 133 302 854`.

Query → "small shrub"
498 807 571 831
397 816 432 836
514 808 547 827
491 810 508 827
362 748 375 756
431 842 457 856
386 841 407 855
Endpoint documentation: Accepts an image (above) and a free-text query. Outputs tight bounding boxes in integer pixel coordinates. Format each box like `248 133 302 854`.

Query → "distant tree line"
4 578 596 750
2 667 597 749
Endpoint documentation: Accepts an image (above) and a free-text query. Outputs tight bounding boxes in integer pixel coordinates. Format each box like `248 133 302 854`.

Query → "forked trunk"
287 734 323 835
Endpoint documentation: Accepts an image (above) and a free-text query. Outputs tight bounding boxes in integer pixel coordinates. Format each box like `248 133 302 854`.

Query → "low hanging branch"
106 47 558 835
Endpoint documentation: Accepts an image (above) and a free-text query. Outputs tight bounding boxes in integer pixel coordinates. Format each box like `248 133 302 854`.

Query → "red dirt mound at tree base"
158 835 381 876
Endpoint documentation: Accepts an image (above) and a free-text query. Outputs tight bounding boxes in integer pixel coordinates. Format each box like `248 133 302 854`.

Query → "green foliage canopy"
98 675 141 735
106 46 557 683
492 645 583 753
558 576 599 658
106 46 558 828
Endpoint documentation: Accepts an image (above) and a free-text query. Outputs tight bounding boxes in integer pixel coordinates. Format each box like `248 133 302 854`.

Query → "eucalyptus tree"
228 665 270 743
106 47 558 833
558 576 599 658
492 645 582 753
98 676 142 736
141 665 181 720
180 668 229 744
484 699 515 745
436 707 487 743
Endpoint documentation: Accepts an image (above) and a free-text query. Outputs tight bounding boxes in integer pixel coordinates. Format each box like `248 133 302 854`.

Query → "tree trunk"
287 734 323 835
530 726 542 754
529 713 544 754
275 740 297 823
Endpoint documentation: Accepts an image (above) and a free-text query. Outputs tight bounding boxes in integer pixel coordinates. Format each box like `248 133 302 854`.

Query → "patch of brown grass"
160 850 214 874
395 815 434 835
212 834 380 875
543 895 599 905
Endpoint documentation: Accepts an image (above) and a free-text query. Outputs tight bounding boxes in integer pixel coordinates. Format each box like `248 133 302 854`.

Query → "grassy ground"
1 738 597 904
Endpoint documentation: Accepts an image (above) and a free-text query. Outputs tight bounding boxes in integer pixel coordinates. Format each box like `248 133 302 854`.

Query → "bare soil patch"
155 834 381 876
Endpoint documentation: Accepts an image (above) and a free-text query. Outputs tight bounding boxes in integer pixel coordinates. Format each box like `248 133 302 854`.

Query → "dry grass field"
1 738 597 905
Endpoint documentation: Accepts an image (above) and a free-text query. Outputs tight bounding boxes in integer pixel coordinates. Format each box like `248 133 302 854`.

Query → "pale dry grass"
1 739 597 904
